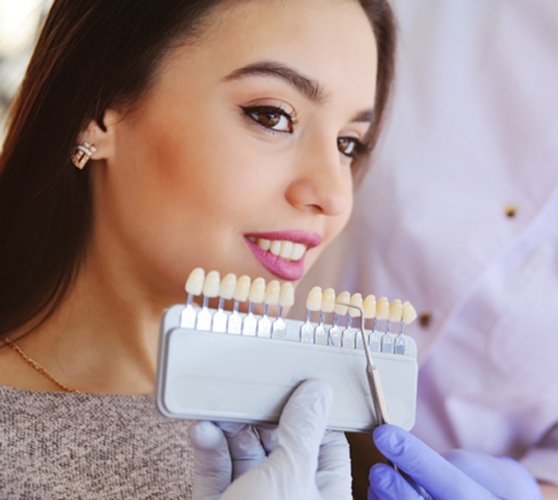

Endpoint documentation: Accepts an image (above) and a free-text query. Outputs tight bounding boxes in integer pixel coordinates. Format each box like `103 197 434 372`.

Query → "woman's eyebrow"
352 109 375 123
223 60 326 103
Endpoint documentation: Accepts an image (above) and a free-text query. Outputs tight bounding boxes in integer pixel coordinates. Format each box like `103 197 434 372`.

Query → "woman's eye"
337 136 365 159
241 105 295 133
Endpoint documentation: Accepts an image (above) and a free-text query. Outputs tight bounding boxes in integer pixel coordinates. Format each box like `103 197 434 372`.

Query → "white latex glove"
189 379 352 500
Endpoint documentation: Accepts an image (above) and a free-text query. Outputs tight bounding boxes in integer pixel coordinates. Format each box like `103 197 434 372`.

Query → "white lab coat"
296 0 558 483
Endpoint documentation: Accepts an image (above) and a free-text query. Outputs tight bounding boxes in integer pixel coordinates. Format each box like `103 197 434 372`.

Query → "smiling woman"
0 0 395 497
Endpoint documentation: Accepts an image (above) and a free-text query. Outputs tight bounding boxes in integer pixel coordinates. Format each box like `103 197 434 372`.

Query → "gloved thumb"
189 421 232 500
263 379 333 485
218 380 336 500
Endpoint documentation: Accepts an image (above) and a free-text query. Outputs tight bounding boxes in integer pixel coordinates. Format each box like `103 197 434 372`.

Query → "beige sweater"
0 385 193 499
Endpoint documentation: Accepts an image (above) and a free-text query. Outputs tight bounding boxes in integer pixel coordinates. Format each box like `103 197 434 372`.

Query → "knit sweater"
0 385 193 499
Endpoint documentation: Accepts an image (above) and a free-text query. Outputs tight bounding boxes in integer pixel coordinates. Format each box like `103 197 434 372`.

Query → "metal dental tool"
338 300 425 491
338 301 390 427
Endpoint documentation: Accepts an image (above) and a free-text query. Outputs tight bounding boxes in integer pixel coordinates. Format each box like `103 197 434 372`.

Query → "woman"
0 0 395 497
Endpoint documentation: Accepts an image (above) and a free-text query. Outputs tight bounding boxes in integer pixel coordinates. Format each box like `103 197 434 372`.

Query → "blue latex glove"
368 424 542 500
189 379 351 500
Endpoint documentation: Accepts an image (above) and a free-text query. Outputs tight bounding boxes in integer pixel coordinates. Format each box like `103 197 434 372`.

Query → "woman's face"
91 0 378 305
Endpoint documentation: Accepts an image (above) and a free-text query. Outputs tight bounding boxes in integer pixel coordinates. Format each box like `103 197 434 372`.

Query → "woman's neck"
1 253 166 395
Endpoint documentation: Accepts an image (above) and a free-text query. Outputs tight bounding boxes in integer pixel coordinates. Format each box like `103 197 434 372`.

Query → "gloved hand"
189 379 351 500
368 424 542 500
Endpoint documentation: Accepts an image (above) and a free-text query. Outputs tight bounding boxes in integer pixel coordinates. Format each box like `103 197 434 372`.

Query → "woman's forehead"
157 0 377 106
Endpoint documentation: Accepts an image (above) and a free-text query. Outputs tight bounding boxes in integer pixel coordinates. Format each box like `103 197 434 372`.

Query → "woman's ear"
76 110 121 163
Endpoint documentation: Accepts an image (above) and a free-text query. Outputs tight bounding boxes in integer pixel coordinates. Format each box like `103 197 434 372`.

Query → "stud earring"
71 142 97 170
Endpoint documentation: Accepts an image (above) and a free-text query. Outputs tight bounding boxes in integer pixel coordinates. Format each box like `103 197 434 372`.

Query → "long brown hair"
0 0 396 337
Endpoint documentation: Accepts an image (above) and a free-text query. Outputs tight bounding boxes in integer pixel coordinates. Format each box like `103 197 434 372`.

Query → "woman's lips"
244 231 322 281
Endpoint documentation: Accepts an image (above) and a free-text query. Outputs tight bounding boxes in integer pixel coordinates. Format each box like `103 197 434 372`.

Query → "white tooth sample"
279 282 295 307
291 243 306 261
257 238 271 251
306 286 322 312
234 275 251 302
185 267 205 295
321 288 336 313
264 280 281 305
334 291 351 315
363 294 376 319
219 273 237 300
202 270 220 298
270 240 282 256
348 293 363 318
389 299 403 322
249 277 266 304
279 241 294 259
402 301 418 325
376 296 390 320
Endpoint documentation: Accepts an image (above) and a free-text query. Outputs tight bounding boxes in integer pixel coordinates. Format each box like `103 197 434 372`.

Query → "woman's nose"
284 138 352 216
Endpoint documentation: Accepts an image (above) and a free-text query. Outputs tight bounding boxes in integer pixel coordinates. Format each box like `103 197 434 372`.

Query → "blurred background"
0 0 51 141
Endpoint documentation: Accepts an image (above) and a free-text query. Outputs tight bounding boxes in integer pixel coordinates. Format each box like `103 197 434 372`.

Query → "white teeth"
185 268 205 295
335 291 351 315
279 282 295 307
258 238 271 251
203 270 220 298
291 243 306 260
264 280 281 305
270 240 282 256
280 241 293 259
252 237 308 261
348 293 363 318
306 286 322 312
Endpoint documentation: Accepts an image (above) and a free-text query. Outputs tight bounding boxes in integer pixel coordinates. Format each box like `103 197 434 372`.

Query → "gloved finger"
443 450 542 500
369 464 423 499
256 425 278 455
367 484 382 500
316 430 351 500
373 425 493 500
189 421 232 499
217 422 267 480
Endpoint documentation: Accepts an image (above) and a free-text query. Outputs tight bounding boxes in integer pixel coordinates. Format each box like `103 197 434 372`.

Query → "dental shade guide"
271 282 293 339
345 293 363 349
396 301 417 354
228 275 250 334
213 273 236 333
180 267 204 328
300 286 321 343
376 296 392 353
330 291 349 347
243 278 265 336
364 294 381 352
196 270 220 331
257 280 279 338
317 288 336 346
157 267 419 432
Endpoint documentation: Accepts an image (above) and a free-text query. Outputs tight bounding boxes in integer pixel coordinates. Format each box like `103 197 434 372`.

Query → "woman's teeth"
248 237 307 261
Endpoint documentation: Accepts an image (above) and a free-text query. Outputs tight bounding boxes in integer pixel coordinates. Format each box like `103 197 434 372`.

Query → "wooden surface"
347 431 388 500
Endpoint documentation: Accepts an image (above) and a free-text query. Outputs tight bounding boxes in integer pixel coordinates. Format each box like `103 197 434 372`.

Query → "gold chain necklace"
2 336 79 393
